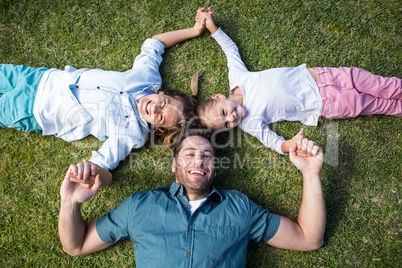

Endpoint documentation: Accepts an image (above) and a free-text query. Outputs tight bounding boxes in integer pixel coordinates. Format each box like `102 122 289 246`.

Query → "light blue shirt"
33 39 165 171
96 182 280 267
212 28 323 154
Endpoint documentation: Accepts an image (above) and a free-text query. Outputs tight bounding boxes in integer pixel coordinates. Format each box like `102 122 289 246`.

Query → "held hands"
60 160 112 204
193 9 207 36
194 7 214 36
196 7 217 33
289 138 324 176
60 161 102 204
68 160 100 188
281 128 304 154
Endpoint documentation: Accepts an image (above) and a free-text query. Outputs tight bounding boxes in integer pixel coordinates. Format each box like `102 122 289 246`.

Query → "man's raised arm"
267 139 326 251
58 165 111 256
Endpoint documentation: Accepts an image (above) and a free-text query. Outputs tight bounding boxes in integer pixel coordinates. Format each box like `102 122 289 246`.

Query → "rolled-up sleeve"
89 130 146 172
132 39 165 76
124 38 165 94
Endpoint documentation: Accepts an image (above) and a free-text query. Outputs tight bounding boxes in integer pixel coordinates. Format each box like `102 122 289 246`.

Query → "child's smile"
138 92 184 128
203 98 246 130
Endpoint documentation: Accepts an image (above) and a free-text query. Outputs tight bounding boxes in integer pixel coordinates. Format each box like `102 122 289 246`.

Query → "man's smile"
188 169 206 176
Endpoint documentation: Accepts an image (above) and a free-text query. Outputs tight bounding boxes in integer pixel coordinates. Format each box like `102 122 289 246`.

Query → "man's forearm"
297 172 326 248
268 140 325 251
58 201 87 256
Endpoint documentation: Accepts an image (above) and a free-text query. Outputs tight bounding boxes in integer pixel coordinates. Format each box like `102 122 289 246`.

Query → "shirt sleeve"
133 38 165 71
125 38 165 92
96 195 133 244
243 194 280 243
211 28 249 86
240 118 287 154
89 126 147 171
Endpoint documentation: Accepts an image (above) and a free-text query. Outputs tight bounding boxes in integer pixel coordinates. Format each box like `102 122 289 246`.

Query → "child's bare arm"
152 10 206 48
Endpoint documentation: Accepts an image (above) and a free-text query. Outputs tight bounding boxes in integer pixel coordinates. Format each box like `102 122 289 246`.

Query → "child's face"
138 92 184 128
201 98 245 130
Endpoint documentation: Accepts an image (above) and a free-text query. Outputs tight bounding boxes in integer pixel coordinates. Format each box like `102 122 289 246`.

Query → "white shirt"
189 197 207 215
212 28 323 154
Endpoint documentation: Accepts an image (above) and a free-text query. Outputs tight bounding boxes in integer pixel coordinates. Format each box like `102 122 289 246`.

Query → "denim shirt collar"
128 94 150 130
169 182 224 202
132 85 160 101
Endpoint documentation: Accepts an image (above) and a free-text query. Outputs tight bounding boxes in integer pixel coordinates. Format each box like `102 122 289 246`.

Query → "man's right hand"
60 165 102 204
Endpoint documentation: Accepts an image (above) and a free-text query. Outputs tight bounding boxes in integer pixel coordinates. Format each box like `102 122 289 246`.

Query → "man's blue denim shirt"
96 183 280 267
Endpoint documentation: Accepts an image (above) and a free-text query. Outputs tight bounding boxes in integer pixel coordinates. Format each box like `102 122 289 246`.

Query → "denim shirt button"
184 206 188 209
188 226 193 231
186 252 191 256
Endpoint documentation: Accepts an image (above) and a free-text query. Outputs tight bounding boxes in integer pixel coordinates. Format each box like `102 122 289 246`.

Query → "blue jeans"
0 64 47 132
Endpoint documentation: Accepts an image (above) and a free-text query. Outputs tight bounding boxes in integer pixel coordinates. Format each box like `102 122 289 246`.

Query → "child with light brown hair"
196 7 401 155
1 10 208 186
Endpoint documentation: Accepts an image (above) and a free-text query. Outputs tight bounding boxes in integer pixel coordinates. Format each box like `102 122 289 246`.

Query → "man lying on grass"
59 128 326 266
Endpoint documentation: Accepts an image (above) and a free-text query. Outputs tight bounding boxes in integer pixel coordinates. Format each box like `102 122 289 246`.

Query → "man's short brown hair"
173 128 215 158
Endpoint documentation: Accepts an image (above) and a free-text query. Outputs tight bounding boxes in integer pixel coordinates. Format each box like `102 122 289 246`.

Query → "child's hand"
281 128 304 154
67 160 112 189
193 17 206 36
200 7 215 19
69 173 96 188
196 7 218 34
61 168 102 204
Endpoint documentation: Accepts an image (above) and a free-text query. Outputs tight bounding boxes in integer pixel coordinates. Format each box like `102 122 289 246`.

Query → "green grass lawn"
1 0 401 267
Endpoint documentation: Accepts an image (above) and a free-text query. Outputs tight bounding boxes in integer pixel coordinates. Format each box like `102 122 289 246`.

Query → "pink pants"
315 67 401 118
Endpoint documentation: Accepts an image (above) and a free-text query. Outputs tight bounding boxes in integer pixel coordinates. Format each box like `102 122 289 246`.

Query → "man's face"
137 92 184 128
172 135 216 198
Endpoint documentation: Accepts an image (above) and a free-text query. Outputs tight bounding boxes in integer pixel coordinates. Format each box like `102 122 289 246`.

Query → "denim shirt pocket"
106 95 133 128
207 225 240 262
55 85 93 137
107 104 129 128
